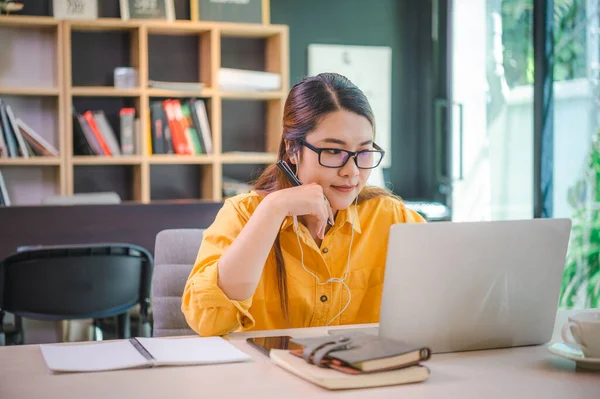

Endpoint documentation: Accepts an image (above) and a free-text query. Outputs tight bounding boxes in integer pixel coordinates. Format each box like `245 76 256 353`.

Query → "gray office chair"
152 229 204 337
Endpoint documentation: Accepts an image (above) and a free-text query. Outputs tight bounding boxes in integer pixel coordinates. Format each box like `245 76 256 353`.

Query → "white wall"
490 84 534 220
493 78 594 220
552 79 594 218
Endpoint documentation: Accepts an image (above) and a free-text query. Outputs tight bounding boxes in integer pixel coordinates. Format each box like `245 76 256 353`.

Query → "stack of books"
270 333 431 390
149 98 213 156
72 106 137 156
0 98 59 159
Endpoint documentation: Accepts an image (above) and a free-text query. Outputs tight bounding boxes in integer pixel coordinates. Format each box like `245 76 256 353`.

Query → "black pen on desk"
276 160 334 227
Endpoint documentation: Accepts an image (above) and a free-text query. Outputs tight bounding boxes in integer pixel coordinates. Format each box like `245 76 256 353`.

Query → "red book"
83 111 111 156
162 100 192 155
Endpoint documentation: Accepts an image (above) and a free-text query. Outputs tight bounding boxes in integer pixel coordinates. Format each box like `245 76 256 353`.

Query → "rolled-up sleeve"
181 199 256 336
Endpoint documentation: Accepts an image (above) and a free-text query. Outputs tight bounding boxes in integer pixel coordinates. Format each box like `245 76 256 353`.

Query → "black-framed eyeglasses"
300 139 385 169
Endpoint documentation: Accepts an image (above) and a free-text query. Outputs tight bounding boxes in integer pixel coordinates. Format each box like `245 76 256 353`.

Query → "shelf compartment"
0 166 60 206
0 24 59 89
220 35 285 95
150 164 213 201
0 95 61 157
70 29 139 87
222 99 281 154
73 164 140 202
71 96 140 157
222 99 265 153
221 36 265 72
147 97 214 158
147 30 213 90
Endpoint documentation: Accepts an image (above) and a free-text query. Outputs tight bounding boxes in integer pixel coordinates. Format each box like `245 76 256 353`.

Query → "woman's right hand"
268 183 334 239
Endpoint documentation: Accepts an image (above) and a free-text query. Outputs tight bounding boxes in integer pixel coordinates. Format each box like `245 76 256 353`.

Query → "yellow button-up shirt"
181 190 426 336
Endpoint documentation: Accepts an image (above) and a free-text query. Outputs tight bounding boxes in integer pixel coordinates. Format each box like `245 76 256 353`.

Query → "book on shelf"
149 98 212 156
0 110 6 158
161 99 189 155
181 103 203 154
15 118 59 157
218 68 281 92
83 110 112 156
4 104 28 159
92 111 121 156
0 100 17 158
119 108 136 155
189 98 213 154
148 80 206 92
150 101 169 155
0 170 10 206
0 98 59 159
72 106 139 157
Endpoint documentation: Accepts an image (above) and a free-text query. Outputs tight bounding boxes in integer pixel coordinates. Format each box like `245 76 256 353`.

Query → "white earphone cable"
292 196 358 326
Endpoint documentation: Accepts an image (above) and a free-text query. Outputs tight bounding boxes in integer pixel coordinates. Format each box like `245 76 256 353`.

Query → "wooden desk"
0 323 598 399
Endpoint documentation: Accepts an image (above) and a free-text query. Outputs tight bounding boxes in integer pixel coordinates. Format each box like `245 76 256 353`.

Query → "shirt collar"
280 206 362 234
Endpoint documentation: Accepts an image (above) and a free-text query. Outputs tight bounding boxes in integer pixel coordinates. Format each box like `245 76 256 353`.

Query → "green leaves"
559 129 600 309
502 0 586 85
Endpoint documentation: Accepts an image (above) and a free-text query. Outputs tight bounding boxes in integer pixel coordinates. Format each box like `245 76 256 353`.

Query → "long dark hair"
251 72 395 321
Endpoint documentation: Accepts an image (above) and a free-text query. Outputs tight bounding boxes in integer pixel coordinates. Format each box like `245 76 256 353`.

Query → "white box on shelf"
218 68 281 92
114 67 138 89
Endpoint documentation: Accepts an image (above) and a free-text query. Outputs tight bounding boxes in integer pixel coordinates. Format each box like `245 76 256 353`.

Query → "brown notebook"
291 334 431 373
270 349 429 390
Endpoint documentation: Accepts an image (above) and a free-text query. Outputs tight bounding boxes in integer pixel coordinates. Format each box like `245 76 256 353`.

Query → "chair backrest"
152 229 204 337
0 243 153 321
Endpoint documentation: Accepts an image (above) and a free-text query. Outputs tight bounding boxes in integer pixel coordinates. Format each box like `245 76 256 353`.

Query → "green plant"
501 0 587 86
559 129 600 308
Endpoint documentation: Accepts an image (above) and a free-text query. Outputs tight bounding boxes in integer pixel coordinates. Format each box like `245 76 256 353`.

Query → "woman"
181 72 425 337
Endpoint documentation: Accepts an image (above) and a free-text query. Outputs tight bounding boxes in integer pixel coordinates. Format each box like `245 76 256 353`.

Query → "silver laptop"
376 218 572 354
331 218 572 354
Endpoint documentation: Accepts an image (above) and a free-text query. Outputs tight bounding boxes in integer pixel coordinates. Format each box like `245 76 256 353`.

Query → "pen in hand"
276 160 334 227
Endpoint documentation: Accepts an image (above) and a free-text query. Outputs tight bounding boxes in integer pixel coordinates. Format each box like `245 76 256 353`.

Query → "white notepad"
40 337 252 373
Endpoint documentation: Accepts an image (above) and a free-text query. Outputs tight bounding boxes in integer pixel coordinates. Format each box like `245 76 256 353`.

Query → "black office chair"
0 243 153 345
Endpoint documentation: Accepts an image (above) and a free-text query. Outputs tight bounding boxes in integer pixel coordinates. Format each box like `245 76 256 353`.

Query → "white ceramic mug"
561 310 600 358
